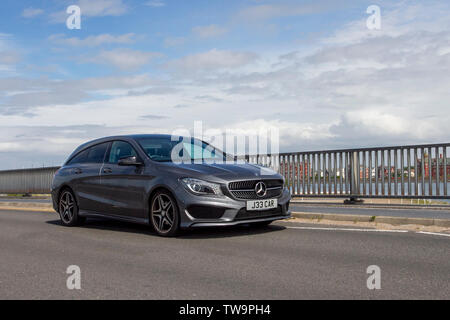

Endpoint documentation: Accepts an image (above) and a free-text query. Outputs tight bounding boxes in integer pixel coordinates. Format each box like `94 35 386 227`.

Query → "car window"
137 138 181 162
86 143 109 164
183 141 220 160
136 137 225 163
108 141 138 164
67 149 88 165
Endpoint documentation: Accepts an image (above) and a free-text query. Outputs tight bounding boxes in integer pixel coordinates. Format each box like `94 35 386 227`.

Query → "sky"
0 0 449 169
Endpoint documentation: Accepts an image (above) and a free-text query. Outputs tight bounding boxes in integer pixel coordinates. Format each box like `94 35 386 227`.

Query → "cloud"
0 33 10 50
173 104 189 109
49 0 128 22
219 118 335 147
0 35 19 75
0 74 156 114
22 7 44 18
140 114 169 120
167 49 258 72
236 1 338 21
1 90 89 115
163 37 187 47
192 25 228 38
145 1 165 7
0 125 140 168
225 85 269 96
48 33 136 47
76 0 127 16
128 86 179 96
82 49 163 70
320 2 450 46
194 95 224 103
0 74 155 93
0 51 20 65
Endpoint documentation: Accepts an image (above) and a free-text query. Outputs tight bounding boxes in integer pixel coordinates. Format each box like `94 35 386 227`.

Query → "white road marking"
286 226 408 233
416 231 450 238
286 226 450 239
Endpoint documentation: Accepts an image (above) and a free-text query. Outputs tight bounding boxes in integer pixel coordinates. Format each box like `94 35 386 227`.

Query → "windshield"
136 137 227 163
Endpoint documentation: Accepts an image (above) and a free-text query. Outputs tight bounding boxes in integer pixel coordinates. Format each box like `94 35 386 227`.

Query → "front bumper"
188 214 291 227
175 186 291 228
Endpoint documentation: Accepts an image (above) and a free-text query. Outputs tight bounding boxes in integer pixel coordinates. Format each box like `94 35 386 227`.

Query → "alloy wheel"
151 194 176 234
59 191 75 224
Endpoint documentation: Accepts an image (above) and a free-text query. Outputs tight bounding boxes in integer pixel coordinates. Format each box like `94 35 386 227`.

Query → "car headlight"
180 178 223 196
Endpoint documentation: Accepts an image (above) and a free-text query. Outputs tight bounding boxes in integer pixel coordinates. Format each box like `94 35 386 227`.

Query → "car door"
100 140 147 219
67 142 109 212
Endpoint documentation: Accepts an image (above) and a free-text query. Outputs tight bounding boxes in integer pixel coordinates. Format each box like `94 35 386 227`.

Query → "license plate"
246 199 278 211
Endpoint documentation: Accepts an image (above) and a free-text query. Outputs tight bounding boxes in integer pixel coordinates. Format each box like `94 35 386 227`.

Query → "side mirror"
118 156 143 166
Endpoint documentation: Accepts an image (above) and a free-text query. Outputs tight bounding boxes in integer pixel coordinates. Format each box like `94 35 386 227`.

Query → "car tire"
58 189 85 226
150 191 180 237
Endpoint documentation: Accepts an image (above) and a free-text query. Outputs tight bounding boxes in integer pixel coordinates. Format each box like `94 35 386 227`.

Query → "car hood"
159 162 282 182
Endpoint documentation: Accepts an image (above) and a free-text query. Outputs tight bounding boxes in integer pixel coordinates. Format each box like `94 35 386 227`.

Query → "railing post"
345 151 364 204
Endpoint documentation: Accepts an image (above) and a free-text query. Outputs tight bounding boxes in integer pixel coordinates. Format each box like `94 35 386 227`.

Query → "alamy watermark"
66 265 81 290
366 265 381 290
366 5 381 30
66 5 81 30
168 121 280 175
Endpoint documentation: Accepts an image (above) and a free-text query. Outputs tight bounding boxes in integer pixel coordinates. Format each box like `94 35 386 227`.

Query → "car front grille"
228 179 283 200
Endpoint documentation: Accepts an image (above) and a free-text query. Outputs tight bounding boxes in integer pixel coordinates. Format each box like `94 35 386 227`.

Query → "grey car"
51 134 291 236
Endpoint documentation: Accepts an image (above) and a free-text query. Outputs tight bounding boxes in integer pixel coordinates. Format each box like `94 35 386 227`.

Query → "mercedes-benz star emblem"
255 182 267 198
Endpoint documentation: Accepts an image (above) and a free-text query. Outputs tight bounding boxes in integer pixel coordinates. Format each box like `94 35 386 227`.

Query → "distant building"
277 153 448 181
418 153 450 179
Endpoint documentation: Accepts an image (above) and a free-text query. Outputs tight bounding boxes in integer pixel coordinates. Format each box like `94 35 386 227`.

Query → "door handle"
103 167 112 174
74 168 82 174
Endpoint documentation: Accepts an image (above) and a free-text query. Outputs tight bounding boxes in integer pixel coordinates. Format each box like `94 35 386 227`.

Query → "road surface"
0 209 448 299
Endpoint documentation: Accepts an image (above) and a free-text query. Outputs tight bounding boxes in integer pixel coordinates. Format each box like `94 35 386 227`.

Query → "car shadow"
46 218 286 239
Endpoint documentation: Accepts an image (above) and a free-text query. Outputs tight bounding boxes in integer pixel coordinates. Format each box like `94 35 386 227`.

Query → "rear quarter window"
67 150 88 165
67 142 109 165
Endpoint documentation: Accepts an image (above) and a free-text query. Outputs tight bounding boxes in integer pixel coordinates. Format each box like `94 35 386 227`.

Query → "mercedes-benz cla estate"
51 135 291 236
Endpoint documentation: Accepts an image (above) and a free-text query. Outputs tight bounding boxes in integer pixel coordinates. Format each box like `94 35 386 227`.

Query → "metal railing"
0 143 448 199
248 143 449 199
